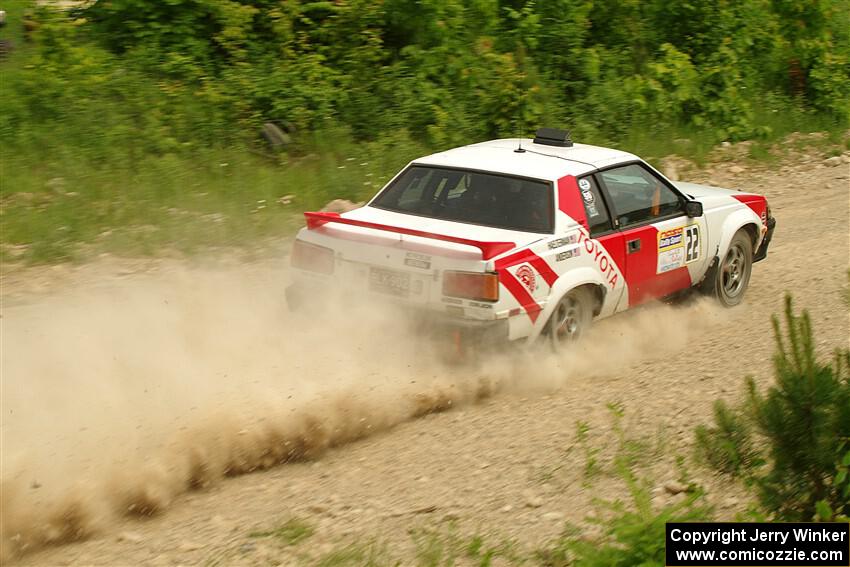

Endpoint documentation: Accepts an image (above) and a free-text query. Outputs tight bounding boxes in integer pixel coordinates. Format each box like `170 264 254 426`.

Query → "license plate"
369 268 410 297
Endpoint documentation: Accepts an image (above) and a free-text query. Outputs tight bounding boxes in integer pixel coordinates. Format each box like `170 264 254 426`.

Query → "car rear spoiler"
304 211 515 260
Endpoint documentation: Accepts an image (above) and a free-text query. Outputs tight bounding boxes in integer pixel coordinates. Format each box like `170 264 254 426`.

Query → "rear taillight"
442 271 499 302
291 239 334 275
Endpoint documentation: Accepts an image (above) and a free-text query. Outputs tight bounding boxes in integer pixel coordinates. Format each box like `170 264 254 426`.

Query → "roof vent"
533 128 573 148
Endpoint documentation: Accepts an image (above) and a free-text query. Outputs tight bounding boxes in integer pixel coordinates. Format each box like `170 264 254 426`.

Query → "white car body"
287 132 775 345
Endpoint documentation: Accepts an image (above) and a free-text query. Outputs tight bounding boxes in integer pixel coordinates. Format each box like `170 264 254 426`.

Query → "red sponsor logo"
516 264 537 292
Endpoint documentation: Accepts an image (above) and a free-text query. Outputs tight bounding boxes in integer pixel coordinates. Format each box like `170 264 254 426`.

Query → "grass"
0 5 428 266
409 524 523 567
0 134 425 265
314 541 395 567
3 117 843 268
248 517 315 547
306 525 524 567
1 2 846 268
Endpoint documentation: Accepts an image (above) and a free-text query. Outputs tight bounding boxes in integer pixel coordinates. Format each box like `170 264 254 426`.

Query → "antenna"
514 102 526 153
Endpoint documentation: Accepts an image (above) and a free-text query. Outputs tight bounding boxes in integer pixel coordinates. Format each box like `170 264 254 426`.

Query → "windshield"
370 166 554 233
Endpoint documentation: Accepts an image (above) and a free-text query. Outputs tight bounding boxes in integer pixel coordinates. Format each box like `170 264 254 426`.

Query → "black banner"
666 523 849 566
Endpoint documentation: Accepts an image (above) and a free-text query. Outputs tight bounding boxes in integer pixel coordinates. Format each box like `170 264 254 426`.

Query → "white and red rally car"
287 128 775 349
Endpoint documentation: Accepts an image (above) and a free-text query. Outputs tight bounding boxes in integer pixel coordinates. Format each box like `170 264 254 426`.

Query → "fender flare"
717 208 762 261
528 267 608 343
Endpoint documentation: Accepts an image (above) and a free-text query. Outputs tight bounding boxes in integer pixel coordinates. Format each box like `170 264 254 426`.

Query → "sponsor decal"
516 264 537 292
494 249 558 324
468 301 494 309
548 235 578 249
658 247 685 273
578 178 599 217
657 226 686 274
658 227 684 250
404 251 431 270
656 225 700 272
576 230 619 288
555 248 580 261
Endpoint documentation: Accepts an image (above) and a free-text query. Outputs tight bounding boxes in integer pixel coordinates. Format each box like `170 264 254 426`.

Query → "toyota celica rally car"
286 128 775 350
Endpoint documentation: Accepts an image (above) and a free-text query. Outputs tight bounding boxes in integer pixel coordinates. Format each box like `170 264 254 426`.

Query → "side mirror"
685 200 703 218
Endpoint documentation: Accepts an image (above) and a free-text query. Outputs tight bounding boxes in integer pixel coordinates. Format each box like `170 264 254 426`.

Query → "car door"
596 162 708 307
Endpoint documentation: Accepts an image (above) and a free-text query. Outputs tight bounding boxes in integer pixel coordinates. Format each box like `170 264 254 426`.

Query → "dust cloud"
0 259 726 559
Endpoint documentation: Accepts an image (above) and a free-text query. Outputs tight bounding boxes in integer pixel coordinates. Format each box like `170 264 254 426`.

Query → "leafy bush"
5 0 849 155
2 0 848 261
696 295 850 521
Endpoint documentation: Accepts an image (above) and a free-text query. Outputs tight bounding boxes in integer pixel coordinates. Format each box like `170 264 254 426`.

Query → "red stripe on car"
494 249 558 287
732 194 767 225
557 175 588 230
497 269 541 323
304 211 515 260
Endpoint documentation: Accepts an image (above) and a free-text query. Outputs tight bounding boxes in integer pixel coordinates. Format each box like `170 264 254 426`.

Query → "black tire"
547 287 594 350
707 230 753 307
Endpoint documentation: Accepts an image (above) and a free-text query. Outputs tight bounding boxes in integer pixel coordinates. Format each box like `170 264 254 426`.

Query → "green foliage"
545 493 710 566
410 523 522 567
2 0 849 262
249 517 315 546
313 540 395 567
695 400 760 475
540 457 711 566
696 295 850 521
754 297 850 520
533 403 711 566
6 0 850 152
814 440 850 522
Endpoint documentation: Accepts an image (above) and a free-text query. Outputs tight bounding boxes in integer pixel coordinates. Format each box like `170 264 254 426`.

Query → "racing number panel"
619 222 695 305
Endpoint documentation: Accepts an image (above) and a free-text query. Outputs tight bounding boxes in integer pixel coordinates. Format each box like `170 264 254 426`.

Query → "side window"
599 164 682 228
577 175 612 236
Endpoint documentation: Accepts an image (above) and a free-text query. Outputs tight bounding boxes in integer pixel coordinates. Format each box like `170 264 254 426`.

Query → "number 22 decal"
685 225 700 263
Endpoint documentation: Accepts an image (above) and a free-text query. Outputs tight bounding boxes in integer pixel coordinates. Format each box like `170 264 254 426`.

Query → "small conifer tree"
697 295 850 520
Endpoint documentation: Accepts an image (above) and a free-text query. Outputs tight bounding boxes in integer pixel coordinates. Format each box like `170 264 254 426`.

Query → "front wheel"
547 288 594 351
706 230 753 307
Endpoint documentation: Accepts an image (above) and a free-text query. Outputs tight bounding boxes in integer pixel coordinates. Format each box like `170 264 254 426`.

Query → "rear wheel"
547 288 594 350
708 230 753 307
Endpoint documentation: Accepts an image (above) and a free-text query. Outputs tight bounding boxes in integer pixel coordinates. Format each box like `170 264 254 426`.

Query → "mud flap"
697 256 720 295
753 216 776 263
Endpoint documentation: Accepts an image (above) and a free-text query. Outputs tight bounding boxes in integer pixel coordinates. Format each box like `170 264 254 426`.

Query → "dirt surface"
2 150 849 565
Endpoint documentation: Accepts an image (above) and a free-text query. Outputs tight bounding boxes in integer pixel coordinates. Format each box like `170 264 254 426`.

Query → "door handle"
627 238 641 254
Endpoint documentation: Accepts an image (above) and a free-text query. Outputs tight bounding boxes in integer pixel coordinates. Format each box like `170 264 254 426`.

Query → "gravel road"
3 149 849 565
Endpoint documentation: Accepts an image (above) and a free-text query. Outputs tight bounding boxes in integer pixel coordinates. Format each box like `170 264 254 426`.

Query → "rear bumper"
285 282 511 346
753 216 776 263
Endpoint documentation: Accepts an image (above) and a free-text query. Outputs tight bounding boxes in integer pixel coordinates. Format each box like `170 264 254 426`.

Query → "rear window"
370 166 554 233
